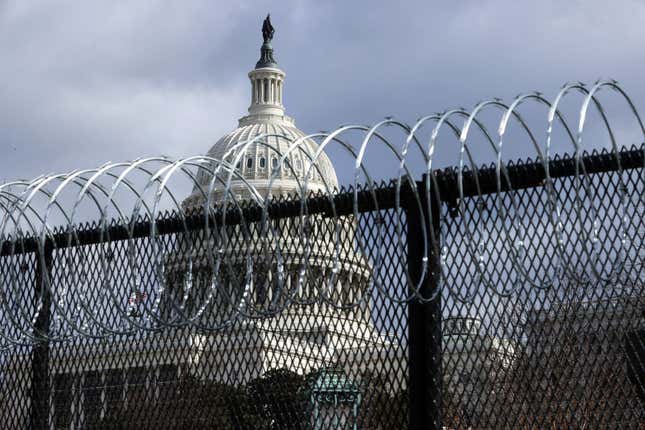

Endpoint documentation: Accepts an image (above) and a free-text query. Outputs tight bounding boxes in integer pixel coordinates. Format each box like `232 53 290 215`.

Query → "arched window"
259 157 266 168
246 157 253 169
302 221 316 237
236 160 242 169
290 217 299 236
295 159 303 170
272 157 279 169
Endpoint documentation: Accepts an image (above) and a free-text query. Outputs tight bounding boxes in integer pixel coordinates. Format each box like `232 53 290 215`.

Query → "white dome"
185 52 338 206
205 117 338 190
183 117 338 208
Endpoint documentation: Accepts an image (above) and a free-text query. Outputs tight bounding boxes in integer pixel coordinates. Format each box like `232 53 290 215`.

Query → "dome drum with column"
247 68 285 116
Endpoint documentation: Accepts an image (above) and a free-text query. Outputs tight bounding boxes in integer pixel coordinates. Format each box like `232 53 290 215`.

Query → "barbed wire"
0 79 642 345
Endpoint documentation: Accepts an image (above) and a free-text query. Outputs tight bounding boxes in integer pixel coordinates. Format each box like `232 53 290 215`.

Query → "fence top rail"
433 144 643 206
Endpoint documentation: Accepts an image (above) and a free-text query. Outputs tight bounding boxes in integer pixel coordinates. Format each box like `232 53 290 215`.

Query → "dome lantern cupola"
245 14 285 118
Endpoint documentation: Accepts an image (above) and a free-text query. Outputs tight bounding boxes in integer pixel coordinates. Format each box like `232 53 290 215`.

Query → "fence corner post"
406 174 442 430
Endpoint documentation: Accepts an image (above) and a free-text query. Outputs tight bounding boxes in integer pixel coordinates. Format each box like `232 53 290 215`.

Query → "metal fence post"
30 243 53 429
407 175 442 430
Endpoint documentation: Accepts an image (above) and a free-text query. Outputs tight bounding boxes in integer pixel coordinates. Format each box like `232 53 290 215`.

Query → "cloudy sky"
1 0 644 183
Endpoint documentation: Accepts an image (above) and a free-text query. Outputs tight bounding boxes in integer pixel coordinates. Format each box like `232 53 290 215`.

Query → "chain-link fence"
438 146 644 429
0 146 643 429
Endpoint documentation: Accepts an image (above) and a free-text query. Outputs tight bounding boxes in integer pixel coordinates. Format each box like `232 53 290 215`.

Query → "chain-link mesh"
0 147 643 429
0 188 410 429
440 149 644 429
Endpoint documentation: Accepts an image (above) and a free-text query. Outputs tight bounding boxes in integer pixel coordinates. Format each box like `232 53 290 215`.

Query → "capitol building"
0 16 392 429
169 13 390 385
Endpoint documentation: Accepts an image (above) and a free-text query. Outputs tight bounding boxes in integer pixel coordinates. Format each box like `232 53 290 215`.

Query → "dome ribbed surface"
205 120 337 189
185 120 338 207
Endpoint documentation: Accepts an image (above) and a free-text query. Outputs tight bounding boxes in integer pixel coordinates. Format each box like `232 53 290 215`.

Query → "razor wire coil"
0 79 642 346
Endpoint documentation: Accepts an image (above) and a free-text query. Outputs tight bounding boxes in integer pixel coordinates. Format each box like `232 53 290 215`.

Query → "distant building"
441 316 516 424
515 293 644 427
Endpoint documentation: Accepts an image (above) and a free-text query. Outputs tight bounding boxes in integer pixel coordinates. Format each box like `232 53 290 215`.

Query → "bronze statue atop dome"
256 14 278 69
262 14 274 43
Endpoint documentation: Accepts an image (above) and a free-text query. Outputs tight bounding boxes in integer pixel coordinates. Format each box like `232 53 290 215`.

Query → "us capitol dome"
171 15 391 384
182 18 337 207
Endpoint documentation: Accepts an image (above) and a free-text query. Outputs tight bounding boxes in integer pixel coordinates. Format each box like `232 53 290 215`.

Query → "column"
264 79 269 103
278 81 282 104
255 79 260 103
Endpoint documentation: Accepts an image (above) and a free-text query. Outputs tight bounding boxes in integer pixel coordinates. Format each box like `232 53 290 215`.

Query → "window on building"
156 364 178 404
105 369 124 417
126 367 148 409
259 157 266 168
54 373 75 428
83 371 103 426
303 220 315 237
246 157 253 169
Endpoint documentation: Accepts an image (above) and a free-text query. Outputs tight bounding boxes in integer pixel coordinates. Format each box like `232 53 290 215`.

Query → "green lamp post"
310 369 361 429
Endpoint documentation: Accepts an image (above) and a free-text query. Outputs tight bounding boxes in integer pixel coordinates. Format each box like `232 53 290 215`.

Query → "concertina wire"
0 79 643 346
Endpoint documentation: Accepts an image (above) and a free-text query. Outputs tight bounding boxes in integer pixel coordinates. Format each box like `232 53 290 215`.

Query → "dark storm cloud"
1 0 644 182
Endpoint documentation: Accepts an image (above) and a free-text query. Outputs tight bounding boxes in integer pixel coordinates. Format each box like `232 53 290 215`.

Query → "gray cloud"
0 0 643 183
